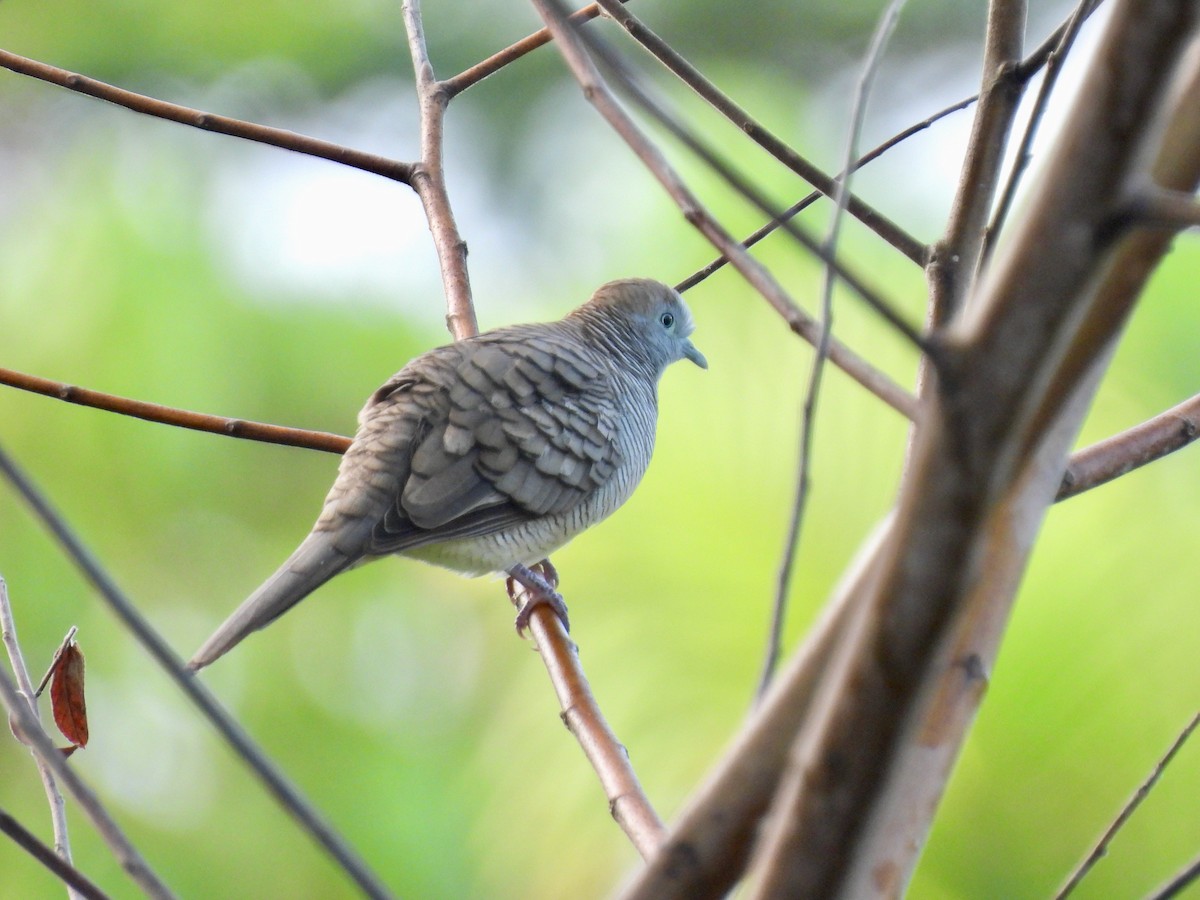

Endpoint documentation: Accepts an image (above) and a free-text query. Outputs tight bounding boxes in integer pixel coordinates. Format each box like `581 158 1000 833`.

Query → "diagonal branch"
508 581 664 857
0 442 396 900
530 0 920 419
1056 711 1200 898
0 50 413 183
0 654 176 898
0 806 109 900
596 0 927 266
677 94 976 293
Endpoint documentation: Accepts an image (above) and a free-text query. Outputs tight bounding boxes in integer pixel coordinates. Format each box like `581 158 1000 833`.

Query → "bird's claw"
507 561 569 636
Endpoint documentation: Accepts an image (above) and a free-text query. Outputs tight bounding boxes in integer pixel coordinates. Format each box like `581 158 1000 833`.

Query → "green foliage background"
1 1 1198 897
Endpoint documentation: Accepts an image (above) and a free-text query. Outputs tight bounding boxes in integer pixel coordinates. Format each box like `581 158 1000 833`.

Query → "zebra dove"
189 278 705 670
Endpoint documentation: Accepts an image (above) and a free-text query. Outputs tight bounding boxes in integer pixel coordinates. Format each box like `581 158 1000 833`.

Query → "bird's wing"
365 328 623 553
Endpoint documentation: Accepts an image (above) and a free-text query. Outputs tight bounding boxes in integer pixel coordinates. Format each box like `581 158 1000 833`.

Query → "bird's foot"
507 562 569 636
533 558 559 590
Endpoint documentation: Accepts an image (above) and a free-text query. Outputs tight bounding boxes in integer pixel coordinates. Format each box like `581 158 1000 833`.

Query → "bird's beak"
683 340 708 369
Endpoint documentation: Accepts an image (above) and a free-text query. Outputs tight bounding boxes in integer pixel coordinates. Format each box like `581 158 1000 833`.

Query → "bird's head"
579 278 707 377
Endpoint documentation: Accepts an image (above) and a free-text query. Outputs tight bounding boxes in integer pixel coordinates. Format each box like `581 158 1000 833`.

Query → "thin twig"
530 0 920 420
758 0 908 700
0 664 175 899
1146 852 1200 900
0 366 349 454
402 0 477 338
34 626 80 698
597 0 926 266
925 0 1028 327
0 807 109 900
0 442 395 900
0 578 78 894
982 0 1103 268
0 50 413 183
1056 711 1200 899
570 3 933 357
443 2 621 97
676 94 977 294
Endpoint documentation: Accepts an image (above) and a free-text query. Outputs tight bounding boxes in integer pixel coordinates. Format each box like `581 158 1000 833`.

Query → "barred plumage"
189 278 705 670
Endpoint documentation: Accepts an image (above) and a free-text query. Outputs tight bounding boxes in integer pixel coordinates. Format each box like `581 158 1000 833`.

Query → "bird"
188 278 706 670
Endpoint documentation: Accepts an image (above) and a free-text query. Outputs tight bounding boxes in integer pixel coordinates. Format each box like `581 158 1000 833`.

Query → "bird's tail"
188 532 356 671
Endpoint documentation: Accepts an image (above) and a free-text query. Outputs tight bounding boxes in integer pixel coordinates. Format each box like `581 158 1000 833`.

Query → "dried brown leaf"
49 643 88 748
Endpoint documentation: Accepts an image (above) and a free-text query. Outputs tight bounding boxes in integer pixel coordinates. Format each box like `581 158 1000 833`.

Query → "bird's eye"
659 312 675 329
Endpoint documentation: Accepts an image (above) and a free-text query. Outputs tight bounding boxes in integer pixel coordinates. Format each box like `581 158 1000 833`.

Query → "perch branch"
508 579 665 857
406 0 662 858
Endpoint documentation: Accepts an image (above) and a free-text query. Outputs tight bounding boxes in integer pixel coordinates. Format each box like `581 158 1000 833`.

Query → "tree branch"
0 658 175 898
745 4 1200 895
0 807 109 900
0 366 349 453
0 581 78 896
0 442 395 900
531 0 920 419
0 49 413 183
402 0 476 338
1056 711 1200 898
508 580 665 857
676 94 976 293
925 0 1027 327
595 0 928 266
1058 391 1200 499
442 2 620 97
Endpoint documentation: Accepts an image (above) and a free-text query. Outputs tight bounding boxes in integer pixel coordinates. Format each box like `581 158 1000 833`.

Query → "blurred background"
2 0 1198 896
